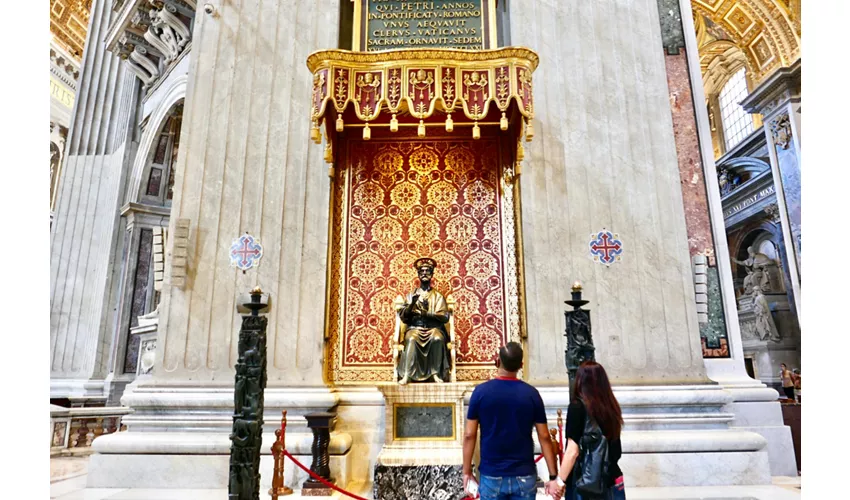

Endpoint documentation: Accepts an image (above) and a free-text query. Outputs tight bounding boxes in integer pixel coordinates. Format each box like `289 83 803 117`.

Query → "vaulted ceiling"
692 0 800 93
50 0 92 61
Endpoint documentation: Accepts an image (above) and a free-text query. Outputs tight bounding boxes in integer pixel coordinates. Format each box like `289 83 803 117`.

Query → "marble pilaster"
511 0 705 384
50 0 140 399
742 61 801 318
678 0 797 476
88 1 351 488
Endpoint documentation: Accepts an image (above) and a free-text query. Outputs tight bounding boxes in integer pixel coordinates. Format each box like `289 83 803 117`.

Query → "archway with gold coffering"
306 48 538 384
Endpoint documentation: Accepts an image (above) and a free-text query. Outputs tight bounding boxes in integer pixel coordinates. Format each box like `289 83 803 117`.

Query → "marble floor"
50 455 801 500
50 477 801 500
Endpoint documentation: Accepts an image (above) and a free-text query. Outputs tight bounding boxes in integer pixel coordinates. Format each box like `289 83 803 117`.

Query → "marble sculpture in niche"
733 246 773 294
752 287 781 342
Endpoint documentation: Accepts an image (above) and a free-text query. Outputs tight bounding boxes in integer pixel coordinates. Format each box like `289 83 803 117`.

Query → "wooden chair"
392 294 457 383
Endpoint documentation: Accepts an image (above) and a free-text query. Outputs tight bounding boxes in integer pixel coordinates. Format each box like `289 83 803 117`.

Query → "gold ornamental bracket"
306 47 538 148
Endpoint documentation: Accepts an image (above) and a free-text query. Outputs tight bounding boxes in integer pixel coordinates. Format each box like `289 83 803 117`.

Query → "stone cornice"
722 170 776 228
50 40 81 90
121 202 172 218
741 59 801 116
716 124 768 163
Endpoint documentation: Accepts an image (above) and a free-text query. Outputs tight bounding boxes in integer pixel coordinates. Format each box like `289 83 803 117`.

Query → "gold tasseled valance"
306 47 538 143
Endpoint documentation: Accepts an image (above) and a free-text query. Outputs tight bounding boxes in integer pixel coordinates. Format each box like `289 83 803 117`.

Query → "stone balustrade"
50 405 133 456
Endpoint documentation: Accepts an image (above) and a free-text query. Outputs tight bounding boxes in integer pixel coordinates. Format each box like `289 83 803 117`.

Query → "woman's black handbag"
572 415 610 496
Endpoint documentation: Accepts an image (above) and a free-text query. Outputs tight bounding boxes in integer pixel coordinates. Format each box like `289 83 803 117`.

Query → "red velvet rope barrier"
282 449 543 500
282 450 370 500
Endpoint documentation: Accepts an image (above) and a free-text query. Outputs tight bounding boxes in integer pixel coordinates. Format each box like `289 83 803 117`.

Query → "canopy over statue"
397 258 451 385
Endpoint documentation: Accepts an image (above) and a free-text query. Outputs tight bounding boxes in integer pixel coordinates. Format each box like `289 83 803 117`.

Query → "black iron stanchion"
228 287 269 500
565 282 595 401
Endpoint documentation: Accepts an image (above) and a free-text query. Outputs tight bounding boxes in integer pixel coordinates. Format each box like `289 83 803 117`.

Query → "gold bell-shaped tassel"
336 115 344 132
390 114 398 133
525 118 534 141
324 143 333 163
363 122 371 140
418 119 426 138
310 121 321 144
472 121 481 140
445 113 454 132
500 112 508 131
516 143 525 162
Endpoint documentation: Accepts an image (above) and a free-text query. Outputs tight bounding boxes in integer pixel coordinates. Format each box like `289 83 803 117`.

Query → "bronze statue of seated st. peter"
396 258 452 384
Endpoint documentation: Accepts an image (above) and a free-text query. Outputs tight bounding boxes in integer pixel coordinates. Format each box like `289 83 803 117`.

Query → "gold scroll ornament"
307 47 537 142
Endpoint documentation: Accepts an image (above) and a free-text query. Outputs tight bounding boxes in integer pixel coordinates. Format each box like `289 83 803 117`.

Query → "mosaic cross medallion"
589 230 623 265
230 233 263 271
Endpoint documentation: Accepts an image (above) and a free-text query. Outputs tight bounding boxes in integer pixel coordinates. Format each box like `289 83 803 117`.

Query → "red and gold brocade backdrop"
328 138 522 383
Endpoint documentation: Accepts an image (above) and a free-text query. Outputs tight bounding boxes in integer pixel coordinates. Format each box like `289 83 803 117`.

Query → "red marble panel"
665 52 716 262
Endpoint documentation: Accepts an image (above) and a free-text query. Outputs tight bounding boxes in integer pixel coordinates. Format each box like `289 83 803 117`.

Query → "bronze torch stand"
270 410 293 499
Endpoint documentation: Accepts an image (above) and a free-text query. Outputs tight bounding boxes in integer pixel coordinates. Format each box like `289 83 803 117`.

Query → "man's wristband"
548 474 557 481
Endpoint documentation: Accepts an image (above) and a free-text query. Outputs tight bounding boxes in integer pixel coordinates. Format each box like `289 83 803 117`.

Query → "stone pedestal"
90 385 353 490
373 383 471 500
537 384 772 487
373 464 465 500
301 412 335 496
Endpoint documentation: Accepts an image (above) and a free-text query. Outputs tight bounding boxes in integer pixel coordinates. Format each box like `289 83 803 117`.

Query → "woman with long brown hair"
549 361 625 499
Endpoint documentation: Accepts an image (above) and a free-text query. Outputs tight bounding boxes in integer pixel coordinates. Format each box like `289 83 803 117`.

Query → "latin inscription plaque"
359 0 494 51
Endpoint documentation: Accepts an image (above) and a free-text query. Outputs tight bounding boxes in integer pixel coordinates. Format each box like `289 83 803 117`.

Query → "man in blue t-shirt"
463 342 560 499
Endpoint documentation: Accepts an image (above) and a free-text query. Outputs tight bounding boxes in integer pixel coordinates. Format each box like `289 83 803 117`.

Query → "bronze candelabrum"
228 288 268 500
270 410 293 499
565 282 595 401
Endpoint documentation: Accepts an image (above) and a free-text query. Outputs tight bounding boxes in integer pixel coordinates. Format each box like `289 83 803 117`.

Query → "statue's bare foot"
432 374 443 383
399 376 409 385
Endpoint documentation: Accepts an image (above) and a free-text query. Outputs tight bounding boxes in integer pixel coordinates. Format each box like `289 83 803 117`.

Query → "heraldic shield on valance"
306 47 539 150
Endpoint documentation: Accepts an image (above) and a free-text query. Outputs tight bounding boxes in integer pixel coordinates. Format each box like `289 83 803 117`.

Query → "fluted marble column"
512 0 706 384
50 0 139 399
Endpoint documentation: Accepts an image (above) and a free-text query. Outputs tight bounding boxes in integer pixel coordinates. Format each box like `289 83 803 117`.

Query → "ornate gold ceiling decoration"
693 0 800 87
50 0 92 61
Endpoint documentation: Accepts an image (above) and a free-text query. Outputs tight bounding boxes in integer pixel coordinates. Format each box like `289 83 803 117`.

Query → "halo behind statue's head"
413 257 437 271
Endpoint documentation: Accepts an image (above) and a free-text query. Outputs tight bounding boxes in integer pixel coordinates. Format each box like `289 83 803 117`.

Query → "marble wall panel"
771 116 801 274
155 0 339 384
510 0 706 383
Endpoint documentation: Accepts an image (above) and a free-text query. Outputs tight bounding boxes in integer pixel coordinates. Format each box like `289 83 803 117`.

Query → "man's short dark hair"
499 342 523 372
